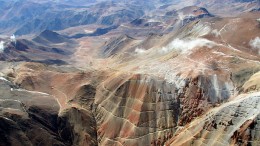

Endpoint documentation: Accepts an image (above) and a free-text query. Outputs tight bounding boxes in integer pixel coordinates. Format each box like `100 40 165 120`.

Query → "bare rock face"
166 92 260 146
243 71 260 93
58 108 98 146
8 62 102 146
0 70 98 146
6 61 236 145
0 77 66 146
91 70 239 145
3 62 260 146
93 74 180 145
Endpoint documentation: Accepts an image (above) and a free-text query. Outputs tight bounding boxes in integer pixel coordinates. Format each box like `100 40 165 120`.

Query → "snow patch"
0 41 5 53
249 37 260 54
178 12 195 24
190 23 211 37
159 38 216 54
147 19 159 23
212 51 226 56
14 89 50 96
84 29 94 33
212 74 219 97
211 29 220 37
0 77 10 83
10 34 16 44
135 48 146 54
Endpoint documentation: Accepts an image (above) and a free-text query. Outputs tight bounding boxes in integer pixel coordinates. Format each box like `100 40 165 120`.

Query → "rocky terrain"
0 0 260 146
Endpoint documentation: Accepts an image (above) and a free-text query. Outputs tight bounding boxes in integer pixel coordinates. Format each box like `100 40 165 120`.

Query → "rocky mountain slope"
0 0 259 146
0 30 76 65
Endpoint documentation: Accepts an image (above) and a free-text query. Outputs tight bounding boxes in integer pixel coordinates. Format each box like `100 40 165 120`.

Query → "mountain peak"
33 30 68 44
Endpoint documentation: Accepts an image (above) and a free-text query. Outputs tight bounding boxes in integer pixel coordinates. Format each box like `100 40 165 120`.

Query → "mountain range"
0 0 260 146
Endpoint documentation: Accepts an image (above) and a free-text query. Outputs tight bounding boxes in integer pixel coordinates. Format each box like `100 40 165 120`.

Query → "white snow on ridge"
0 41 5 53
14 89 50 96
159 38 216 54
10 34 16 44
135 48 146 54
135 37 217 55
0 77 11 83
249 37 260 54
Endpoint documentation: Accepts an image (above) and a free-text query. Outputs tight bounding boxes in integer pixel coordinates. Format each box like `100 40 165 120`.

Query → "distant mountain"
195 0 259 16
0 30 76 64
0 0 258 36
33 30 71 44
0 0 150 35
